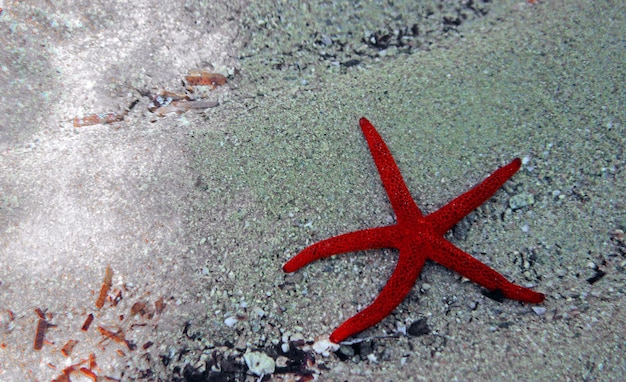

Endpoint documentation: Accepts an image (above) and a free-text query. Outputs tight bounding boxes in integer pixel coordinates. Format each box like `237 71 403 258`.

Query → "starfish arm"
359 117 422 224
283 225 399 273
429 235 545 303
427 158 521 236
329 244 426 343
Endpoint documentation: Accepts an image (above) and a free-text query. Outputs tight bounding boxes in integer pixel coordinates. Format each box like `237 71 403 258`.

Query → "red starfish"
283 117 545 343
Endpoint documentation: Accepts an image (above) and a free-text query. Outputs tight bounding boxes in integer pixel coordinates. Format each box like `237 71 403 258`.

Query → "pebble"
244 350 275 377
312 336 340 356
338 344 355 359
509 192 535 210
275 355 289 368
532 306 547 315
408 318 430 336
252 306 265 317
396 321 407 336
224 316 239 328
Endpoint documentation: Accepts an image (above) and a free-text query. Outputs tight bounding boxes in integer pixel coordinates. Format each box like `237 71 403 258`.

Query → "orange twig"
96 265 113 309
81 313 94 331
61 339 78 357
33 315 47 350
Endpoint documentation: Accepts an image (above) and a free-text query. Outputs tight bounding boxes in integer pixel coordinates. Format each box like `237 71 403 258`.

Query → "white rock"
312 335 340 357
224 316 239 328
244 350 275 377
532 306 547 315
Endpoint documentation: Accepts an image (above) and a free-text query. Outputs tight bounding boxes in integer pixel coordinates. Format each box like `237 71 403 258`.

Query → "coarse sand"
0 0 624 380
